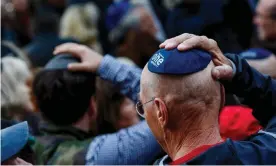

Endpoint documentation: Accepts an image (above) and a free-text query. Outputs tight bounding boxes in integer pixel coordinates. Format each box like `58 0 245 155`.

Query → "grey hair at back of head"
1 56 33 109
108 5 142 44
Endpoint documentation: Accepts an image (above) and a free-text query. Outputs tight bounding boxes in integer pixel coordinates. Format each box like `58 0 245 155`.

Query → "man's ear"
154 98 168 128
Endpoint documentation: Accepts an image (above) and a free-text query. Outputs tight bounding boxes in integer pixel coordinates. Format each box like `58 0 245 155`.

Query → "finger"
68 63 90 72
164 41 179 50
159 39 168 48
163 33 195 50
53 43 81 55
211 65 233 80
177 36 202 51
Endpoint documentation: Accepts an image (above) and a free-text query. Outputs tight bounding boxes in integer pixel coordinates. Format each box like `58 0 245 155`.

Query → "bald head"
140 61 222 130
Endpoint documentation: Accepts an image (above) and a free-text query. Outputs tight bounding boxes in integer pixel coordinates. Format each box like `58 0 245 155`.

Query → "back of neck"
167 125 222 161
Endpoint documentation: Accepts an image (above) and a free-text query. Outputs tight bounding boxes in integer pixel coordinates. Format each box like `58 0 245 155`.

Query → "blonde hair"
59 2 103 53
1 56 33 110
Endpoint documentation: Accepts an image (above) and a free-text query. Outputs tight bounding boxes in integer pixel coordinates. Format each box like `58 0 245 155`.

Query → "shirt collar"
158 141 224 165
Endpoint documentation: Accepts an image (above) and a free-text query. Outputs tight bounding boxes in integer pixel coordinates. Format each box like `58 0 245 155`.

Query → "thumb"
68 63 91 72
212 65 234 80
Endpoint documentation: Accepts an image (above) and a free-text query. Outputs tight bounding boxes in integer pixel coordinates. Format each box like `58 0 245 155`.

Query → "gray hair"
108 5 141 44
1 56 33 110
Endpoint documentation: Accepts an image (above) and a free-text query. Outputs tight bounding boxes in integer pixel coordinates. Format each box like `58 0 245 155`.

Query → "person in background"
96 57 139 134
24 11 77 68
1 56 33 114
66 0 114 54
1 40 31 66
36 0 66 17
106 0 160 68
1 120 36 164
164 0 254 53
253 0 276 54
1 55 42 136
239 48 276 78
96 77 139 134
1 121 33 165
1 0 33 46
32 52 162 165
59 2 103 53
131 0 167 41
54 32 276 164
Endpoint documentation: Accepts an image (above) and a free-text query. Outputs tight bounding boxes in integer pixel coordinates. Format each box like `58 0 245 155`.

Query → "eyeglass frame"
136 97 155 118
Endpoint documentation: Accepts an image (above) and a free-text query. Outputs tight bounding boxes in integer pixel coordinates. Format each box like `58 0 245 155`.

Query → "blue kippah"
1 121 29 162
105 0 132 31
148 48 212 75
239 48 272 60
44 54 80 70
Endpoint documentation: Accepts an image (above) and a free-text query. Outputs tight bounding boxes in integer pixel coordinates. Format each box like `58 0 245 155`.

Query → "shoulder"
49 138 92 165
33 136 92 165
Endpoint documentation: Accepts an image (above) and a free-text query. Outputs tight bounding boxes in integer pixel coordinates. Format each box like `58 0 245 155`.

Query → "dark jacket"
156 54 276 165
24 33 77 67
32 122 93 165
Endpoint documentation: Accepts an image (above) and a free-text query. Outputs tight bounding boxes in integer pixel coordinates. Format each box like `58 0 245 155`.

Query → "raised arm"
160 33 276 126
97 55 141 103
223 53 276 126
53 43 142 103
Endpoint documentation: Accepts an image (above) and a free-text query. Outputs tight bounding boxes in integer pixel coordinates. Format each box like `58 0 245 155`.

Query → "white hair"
1 56 33 110
108 6 141 44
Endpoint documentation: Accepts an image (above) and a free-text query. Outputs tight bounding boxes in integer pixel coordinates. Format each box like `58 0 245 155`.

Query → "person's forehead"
258 0 276 11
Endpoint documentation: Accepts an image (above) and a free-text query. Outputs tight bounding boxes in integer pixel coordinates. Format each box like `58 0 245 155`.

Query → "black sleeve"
223 53 276 127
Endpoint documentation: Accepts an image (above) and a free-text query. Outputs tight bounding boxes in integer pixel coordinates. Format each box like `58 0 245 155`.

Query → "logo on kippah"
151 53 164 67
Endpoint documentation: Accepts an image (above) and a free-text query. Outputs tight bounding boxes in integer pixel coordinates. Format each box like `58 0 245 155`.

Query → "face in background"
254 0 276 41
115 97 139 130
95 78 139 134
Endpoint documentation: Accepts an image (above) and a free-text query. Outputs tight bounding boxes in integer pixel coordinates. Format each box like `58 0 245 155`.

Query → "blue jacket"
85 55 162 165
156 53 276 165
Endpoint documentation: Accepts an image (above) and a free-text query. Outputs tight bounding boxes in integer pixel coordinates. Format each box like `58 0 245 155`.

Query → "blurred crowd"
1 0 276 165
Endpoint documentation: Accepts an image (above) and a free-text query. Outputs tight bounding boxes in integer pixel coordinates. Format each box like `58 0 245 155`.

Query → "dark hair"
271 5 276 20
33 11 60 34
95 77 125 134
33 69 96 125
